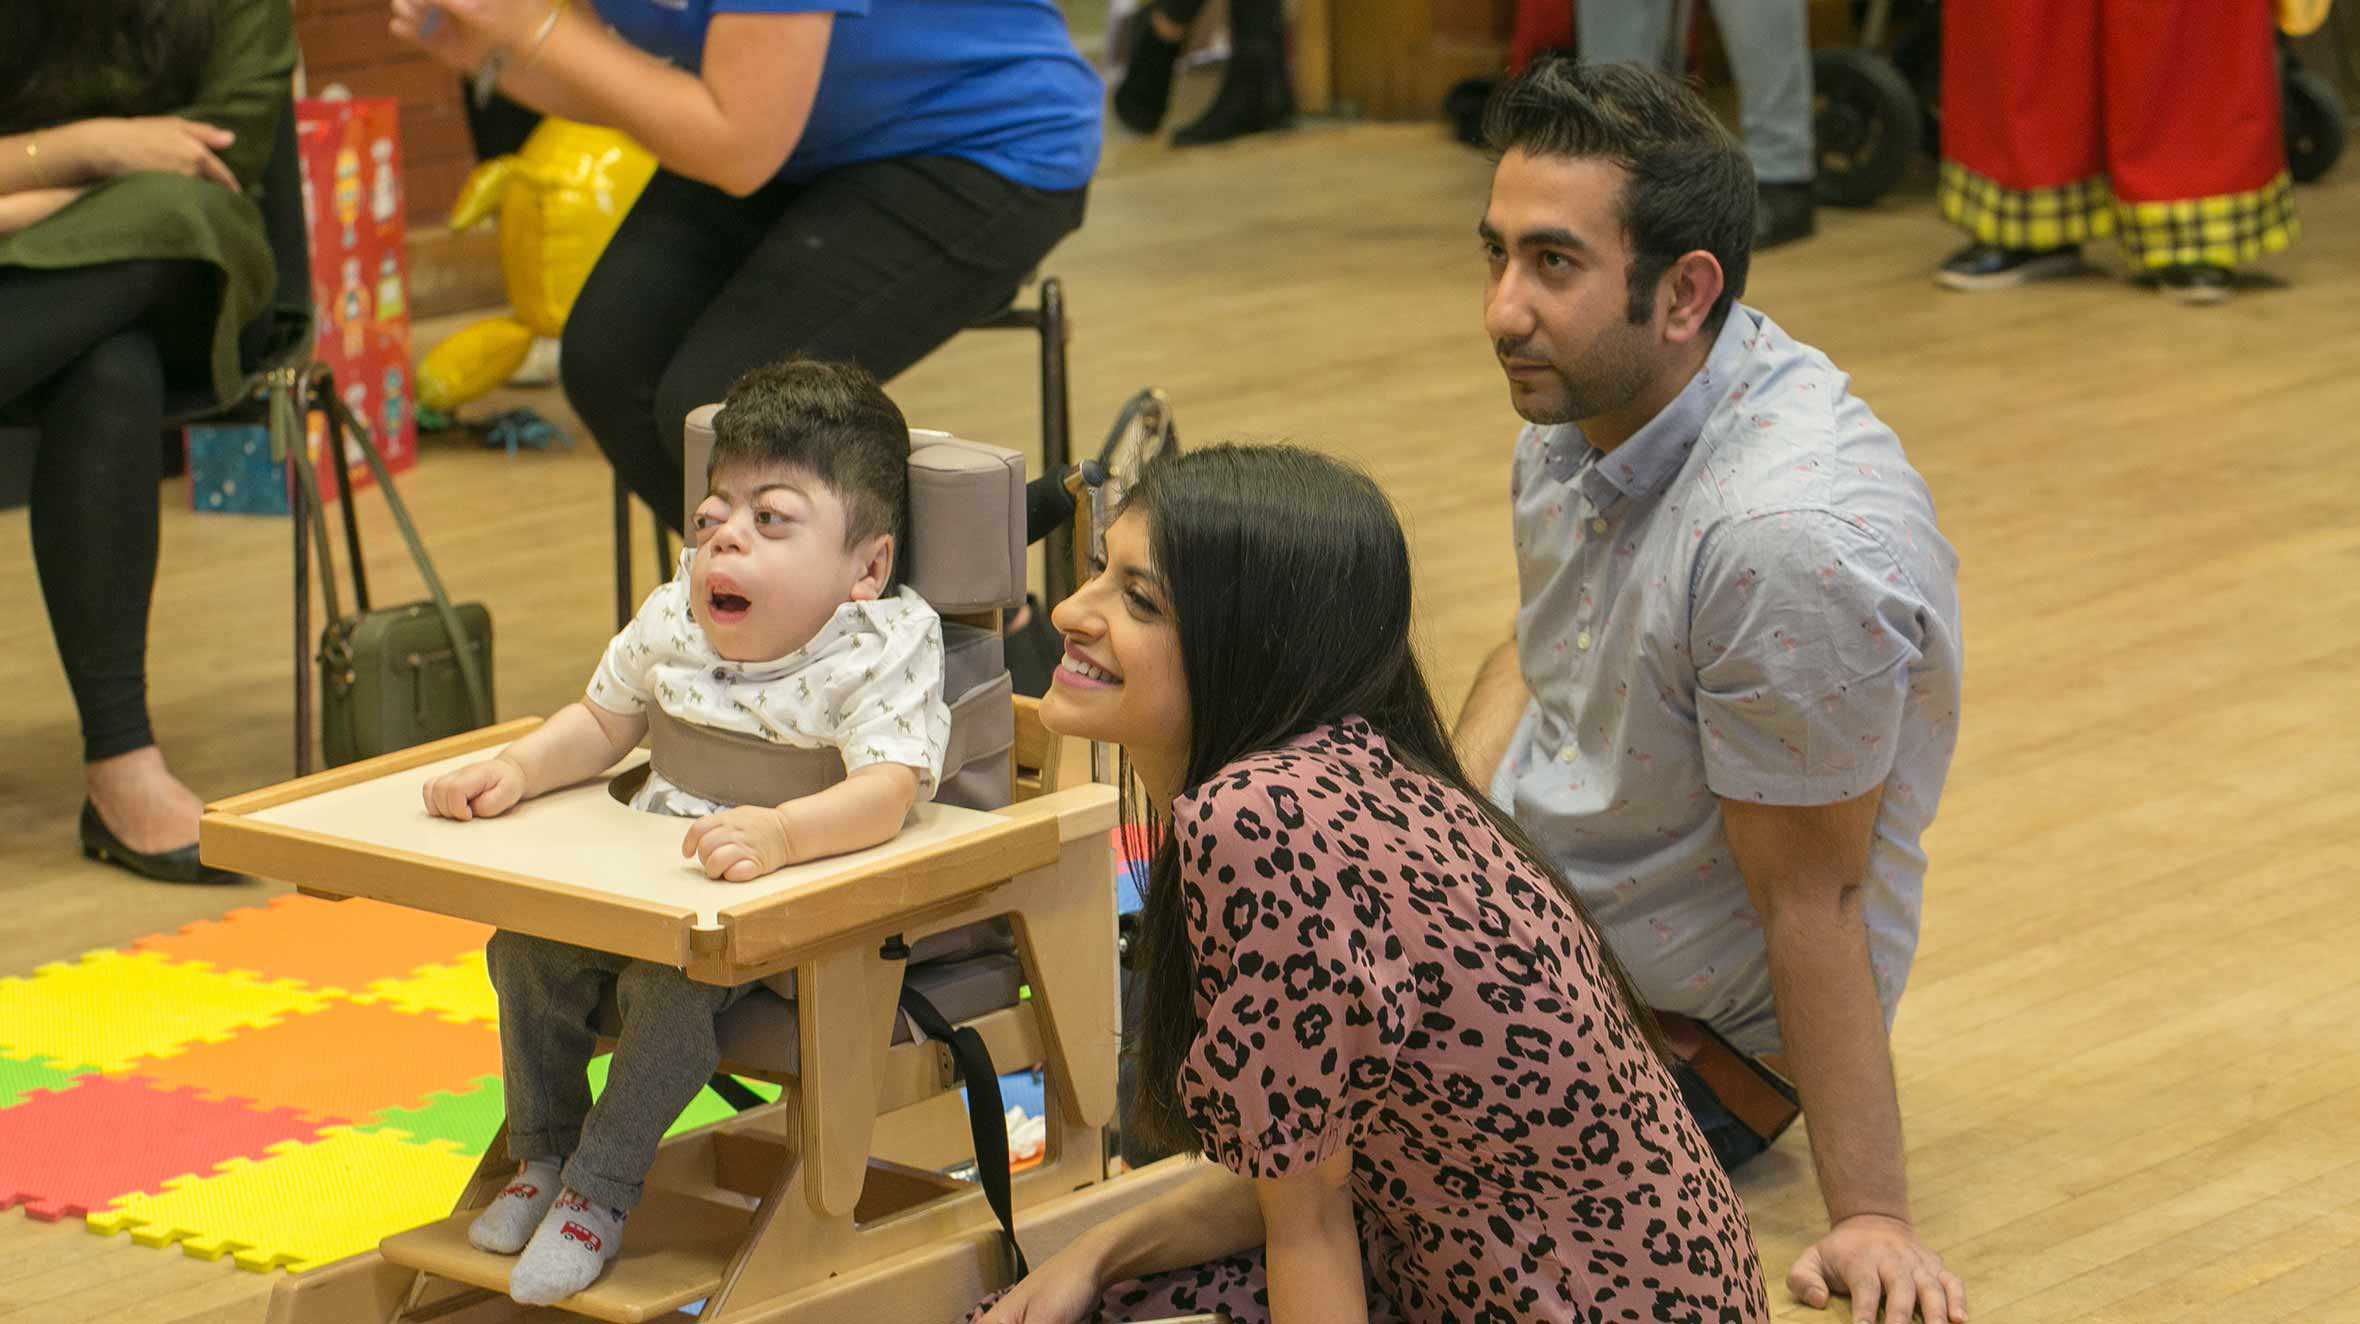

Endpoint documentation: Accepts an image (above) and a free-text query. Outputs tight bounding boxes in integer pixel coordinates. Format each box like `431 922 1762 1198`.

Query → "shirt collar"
1569 305 1759 502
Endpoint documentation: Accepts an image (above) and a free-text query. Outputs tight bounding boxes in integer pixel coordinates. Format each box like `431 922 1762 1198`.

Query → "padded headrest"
682 404 1026 614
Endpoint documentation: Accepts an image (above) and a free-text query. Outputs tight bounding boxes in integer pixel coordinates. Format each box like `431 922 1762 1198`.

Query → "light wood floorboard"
3 107 2354 1321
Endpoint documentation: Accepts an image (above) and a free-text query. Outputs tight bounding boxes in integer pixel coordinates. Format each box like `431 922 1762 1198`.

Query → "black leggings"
0 259 209 763
1155 0 1281 44
561 154 1087 533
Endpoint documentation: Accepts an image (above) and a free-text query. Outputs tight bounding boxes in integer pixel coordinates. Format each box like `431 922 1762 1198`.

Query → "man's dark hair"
1483 55 1755 333
707 357 910 556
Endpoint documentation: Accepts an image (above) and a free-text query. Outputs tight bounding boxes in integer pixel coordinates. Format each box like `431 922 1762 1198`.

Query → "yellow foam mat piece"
88 1125 481 1274
354 951 497 1025
0 951 333 1073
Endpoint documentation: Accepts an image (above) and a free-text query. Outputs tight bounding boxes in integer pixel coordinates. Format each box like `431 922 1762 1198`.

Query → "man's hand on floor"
1789 1213 1966 1324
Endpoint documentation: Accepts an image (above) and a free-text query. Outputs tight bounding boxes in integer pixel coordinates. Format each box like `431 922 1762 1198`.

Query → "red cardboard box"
292 97 415 501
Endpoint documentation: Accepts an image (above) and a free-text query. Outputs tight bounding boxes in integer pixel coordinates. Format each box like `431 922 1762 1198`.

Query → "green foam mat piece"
361 1059 782 1154
0 1054 93 1110
587 1056 782 1136
360 1074 507 1150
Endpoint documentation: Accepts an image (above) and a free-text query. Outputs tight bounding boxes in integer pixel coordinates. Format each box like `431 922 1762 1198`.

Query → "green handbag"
280 383 493 768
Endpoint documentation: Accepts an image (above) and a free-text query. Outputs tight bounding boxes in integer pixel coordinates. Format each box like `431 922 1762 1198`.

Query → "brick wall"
294 0 473 224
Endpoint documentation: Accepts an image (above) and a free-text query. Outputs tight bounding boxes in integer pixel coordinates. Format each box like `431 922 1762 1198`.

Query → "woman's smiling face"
1041 510 1191 799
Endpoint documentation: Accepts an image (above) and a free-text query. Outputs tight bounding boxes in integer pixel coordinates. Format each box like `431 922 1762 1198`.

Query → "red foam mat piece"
0 1075 327 1222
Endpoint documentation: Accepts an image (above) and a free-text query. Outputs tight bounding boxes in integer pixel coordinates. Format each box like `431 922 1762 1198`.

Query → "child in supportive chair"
420 358 951 1306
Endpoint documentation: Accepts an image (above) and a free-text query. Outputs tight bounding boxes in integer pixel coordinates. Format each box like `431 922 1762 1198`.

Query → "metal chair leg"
613 476 633 631
284 374 314 778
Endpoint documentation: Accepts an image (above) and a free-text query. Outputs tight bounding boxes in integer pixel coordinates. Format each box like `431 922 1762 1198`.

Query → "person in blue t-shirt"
393 0 1101 529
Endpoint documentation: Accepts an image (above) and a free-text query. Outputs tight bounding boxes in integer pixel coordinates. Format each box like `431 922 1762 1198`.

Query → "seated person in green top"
0 0 294 883
421 358 951 1306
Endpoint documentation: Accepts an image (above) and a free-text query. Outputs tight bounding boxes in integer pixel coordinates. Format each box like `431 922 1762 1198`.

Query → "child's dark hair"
707 358 910 554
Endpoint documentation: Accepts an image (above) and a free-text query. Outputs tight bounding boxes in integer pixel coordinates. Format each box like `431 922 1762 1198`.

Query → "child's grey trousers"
485 930 755 1211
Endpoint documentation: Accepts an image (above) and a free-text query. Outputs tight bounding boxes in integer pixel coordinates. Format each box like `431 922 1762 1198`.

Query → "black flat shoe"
1112 12 1183 135
79 800 241 885
1934 243 2087 291
2157 263 2233 305
1170 37 1294 148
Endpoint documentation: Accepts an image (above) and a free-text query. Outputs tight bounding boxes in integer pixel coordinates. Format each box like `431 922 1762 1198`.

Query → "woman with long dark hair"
976 445 1767 1323
0 0 295 883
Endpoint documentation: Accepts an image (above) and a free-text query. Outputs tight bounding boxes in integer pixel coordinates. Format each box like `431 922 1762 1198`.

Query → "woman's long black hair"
1118 444 1661 1154
0 0 216 135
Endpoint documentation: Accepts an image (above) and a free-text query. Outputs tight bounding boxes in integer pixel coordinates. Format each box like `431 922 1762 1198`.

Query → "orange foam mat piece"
124 1000 503 1123
131 894 492 994
88 1126 482 1274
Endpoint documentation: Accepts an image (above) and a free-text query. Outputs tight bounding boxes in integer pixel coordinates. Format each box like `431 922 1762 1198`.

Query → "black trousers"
0 259 211 763
561 155 1088 533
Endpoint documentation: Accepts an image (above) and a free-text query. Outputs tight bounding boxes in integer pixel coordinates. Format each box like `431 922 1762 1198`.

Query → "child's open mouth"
706 575 753 624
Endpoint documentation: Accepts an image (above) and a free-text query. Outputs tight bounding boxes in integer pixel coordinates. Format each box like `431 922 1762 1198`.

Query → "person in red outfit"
1935 0 2298 304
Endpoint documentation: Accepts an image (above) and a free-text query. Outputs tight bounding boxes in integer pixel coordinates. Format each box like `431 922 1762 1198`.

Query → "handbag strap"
306 381 492 730
279 382 347 629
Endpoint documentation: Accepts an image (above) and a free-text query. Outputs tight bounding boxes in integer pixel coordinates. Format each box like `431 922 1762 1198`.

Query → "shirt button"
1576 630 1592 651
1557 747 1577 765
712 667 727 680
1590 517 1609 534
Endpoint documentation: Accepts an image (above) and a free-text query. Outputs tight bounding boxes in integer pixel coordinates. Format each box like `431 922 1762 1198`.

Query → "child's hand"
682 806 795 882
422 756 526 821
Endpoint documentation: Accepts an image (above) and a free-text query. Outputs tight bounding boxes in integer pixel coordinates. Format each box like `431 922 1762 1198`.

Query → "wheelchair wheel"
1813 48 1923 208
1083 388 1180 558
2284 68 2345 184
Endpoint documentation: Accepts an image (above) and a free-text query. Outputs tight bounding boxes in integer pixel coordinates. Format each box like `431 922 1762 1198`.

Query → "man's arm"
1452 631 1528 789
1719 790 1966 1324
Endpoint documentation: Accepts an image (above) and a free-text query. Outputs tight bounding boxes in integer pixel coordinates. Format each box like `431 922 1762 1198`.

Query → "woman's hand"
683 806 796 882
0 188 88 237
422 755 528 821
974 1242 1107 1324
46 118 238 189
388 0 502 73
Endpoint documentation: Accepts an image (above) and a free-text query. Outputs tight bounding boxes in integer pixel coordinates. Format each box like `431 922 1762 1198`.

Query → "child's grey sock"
509 1188 628 1306
466 1160 560 1255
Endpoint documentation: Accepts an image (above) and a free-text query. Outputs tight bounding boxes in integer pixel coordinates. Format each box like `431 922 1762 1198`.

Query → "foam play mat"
0 894 780 1275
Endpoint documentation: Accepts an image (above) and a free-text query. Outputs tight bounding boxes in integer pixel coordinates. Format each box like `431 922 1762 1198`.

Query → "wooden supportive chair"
220 413 1202 1324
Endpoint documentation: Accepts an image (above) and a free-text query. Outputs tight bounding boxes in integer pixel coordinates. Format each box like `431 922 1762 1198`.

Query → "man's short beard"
1511 341 1653 427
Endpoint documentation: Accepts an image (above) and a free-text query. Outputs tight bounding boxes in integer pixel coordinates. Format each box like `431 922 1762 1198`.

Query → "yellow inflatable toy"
417 119 657 412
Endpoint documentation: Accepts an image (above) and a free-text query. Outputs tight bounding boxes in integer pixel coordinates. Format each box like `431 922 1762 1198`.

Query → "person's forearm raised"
394 1 827 198
1452 633 1529 790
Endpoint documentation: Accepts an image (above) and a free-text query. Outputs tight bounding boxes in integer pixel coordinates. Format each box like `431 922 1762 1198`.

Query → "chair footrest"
381 1190 751 1324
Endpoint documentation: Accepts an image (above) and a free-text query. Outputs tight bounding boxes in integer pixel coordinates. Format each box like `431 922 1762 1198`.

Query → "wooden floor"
5 99 2359 1322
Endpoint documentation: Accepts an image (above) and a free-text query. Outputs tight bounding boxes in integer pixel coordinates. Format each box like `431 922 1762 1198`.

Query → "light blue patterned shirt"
1491 305 1963 1056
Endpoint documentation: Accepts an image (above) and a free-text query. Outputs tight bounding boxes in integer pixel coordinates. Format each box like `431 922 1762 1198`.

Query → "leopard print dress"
971 719 1767 1324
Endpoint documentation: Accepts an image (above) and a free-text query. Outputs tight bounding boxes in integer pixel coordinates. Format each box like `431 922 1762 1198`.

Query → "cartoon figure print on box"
337 257 370 360
416 359 950 1308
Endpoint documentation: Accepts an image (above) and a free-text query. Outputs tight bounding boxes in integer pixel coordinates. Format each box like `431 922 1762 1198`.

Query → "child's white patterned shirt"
586 552 950 816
